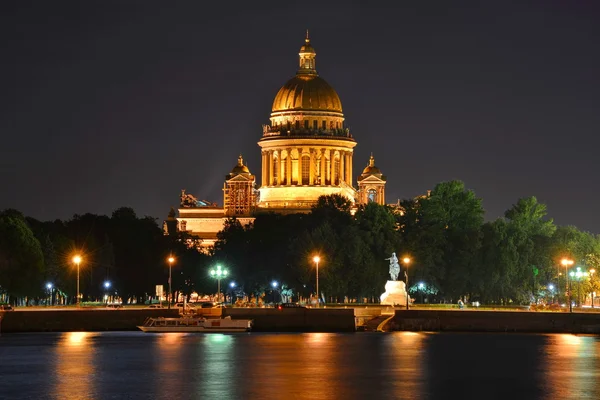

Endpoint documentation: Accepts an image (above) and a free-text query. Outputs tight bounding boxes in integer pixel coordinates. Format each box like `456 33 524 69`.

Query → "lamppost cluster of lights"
210 265 228 303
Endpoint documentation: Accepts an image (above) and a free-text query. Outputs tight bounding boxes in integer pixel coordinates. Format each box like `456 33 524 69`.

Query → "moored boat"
138 316 252 333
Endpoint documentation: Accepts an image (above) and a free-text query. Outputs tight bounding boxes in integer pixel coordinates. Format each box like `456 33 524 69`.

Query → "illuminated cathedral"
166 33 388 250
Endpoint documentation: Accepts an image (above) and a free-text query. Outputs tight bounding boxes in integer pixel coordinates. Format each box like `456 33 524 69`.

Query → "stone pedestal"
380 280 410 306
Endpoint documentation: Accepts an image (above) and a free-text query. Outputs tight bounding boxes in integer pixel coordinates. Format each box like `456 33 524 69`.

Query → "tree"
398 181 484 300
0 210 45 302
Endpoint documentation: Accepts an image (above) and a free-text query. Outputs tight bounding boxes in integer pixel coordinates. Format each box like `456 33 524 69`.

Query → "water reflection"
154 333 188 397
196 334 235 398
541 334 600 399
54 332 98 399
384 332 427 399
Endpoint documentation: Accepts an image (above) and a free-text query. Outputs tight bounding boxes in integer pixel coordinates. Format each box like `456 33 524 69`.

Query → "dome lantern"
298 29 317 75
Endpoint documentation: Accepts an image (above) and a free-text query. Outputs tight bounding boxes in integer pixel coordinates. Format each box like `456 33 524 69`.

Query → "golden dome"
231 154 250 174
362 155 381 175
271 75 342 113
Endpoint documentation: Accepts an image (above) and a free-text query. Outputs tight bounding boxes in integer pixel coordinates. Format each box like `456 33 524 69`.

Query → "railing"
262 125 352 139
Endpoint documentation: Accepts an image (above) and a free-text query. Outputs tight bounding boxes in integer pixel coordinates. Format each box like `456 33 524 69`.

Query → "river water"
0 332 598 399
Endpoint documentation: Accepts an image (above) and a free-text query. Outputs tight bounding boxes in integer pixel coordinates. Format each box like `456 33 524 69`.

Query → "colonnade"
261 148 353 187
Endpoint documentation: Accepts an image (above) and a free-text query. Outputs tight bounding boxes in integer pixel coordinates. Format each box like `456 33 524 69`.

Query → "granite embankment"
222 307 356 332
390 309 600 333
0 308 356 333
0 309 179 333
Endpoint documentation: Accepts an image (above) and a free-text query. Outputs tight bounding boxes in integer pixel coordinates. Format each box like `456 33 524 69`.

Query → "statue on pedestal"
380 252 410 306
385 252 400 281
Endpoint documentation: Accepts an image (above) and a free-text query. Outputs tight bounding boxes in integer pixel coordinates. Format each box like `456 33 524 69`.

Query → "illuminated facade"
168 34 388 250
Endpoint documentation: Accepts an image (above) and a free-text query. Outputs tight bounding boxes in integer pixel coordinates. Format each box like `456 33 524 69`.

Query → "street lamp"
46 283 53 306
418 282 425 304
403 257 411 310
209 265 228 303
569 267 589 309
313 255 321 307
103 281 111 305
548 284 555 304
229 281 236 305
561 258 574 312
167 256 175 309
72 255 82 306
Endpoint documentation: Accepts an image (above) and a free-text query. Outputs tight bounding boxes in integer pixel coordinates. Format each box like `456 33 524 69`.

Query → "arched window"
368 189 377 203
301 156 310 185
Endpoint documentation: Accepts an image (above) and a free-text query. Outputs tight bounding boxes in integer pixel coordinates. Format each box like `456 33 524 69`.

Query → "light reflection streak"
54 332 98 399
196 334 234 398
384 332 426 399
541 334 600 399
154 332 187 397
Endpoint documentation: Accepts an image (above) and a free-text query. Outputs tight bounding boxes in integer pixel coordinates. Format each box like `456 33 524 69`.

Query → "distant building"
166 34 388 251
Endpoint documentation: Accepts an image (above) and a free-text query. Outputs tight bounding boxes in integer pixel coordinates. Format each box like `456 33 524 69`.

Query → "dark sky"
2 1 599 232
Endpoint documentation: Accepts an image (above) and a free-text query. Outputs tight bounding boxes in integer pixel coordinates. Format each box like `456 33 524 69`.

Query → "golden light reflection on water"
541 334 600 399
154 332 187 398
54 332 98 399
384 332 427 399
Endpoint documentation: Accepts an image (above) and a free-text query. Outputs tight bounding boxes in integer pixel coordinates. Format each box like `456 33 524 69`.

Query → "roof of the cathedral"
362 154 382 175
271 33 342 114
231 154 250 174
271 75 342 113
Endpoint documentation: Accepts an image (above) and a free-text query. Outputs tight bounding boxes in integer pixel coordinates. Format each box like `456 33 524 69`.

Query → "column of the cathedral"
268 151 273 186
320 149 326 185
296 148 303 185
329 149 335 185
344 153 351 185
340 151 345 184
286 148 292 186
309 148 315 185
348 152 353 186
261 152 266 187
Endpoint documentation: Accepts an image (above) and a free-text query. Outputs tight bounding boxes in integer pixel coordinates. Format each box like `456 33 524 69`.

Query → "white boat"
137 316 252 333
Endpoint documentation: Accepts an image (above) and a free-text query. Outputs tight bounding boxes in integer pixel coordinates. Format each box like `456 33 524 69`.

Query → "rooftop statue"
385 252 400 281
180 189 199 208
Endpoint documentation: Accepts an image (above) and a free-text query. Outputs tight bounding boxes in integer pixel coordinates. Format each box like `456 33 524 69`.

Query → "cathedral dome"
361 155 382 175
271 75 343 113
231 155 250 174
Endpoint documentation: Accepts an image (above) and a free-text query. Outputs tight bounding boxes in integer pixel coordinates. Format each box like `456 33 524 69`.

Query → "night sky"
2 1 599 232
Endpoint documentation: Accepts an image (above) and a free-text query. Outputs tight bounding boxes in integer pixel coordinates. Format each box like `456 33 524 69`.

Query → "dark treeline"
214 181 600 305
0 207 210 305
1 180 599 305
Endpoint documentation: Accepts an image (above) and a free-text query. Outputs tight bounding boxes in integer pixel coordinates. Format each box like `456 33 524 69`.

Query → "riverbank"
389 309 600 333
0 308 356 333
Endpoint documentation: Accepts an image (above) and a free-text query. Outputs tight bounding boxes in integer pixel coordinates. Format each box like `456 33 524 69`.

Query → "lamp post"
561 258 574 312
209 265 228 303
569 267 589 309
73 255 82 306
403 257 411 310
418 282 425 304
271 280 279 304
548 284 555 304
103 281 111 305
313 256 321 307
167 256 175 309
229 281 236 305
46 283 53 306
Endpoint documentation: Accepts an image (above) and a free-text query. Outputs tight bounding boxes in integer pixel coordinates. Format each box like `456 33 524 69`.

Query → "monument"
380 253 411 306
